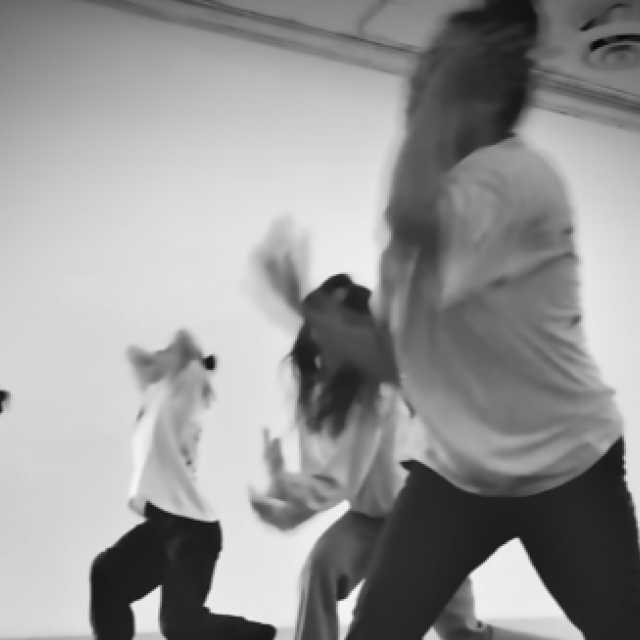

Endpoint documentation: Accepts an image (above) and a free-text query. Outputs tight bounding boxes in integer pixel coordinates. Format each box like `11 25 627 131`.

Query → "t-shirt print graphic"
181 422 202 477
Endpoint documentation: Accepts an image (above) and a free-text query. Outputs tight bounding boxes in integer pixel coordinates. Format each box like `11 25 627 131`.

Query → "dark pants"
295 510 492 640
90 503 259 640
346 438 640 640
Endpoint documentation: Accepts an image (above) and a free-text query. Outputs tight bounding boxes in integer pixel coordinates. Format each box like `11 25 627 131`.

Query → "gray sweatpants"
294 510 490 640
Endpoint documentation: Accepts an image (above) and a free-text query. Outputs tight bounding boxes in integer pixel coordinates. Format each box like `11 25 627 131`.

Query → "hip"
410 421 623 497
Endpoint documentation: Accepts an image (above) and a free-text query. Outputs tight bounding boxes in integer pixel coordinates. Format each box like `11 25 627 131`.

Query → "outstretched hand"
262 427 285 476
251 216 309 317
248 488 298 531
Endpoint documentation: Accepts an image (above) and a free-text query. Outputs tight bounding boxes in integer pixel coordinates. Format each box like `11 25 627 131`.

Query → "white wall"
1 0 639 636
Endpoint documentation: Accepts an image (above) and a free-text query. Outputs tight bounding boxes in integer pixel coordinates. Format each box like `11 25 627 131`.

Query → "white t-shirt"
380 137 623 496
128 361 217 521
274 387 412 518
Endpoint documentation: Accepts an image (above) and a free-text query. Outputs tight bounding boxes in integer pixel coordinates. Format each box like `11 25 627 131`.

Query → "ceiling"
93 0 640 131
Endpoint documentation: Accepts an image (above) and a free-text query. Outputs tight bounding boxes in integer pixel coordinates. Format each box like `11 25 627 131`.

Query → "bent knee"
89 549 128 595
302 538 343 582
90 551 112 585
301 541 360 601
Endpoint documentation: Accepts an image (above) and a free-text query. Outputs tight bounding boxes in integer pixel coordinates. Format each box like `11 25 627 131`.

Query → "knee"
300 537 356 602
302 538 340 585
90 551 112 590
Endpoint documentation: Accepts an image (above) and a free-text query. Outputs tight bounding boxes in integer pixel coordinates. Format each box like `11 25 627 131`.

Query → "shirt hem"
407 428 623 497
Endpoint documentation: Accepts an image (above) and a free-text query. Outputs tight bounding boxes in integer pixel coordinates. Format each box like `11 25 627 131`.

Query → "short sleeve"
438 144 574 307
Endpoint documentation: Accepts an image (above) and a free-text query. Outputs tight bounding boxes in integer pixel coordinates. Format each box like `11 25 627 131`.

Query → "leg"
518 439 640 639
154 508 221 640
295 510 385 640
151 505 274 640
434 577 491 640
90 520 165 640
346 463 513 640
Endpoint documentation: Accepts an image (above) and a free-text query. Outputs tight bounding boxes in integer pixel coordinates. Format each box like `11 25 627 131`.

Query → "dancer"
90 329 276 640
249 274 558 640
253 1 640 638
0 390 10 414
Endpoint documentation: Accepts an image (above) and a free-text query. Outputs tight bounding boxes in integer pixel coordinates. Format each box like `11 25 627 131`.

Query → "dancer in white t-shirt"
89 330 275 640
249 274 559 640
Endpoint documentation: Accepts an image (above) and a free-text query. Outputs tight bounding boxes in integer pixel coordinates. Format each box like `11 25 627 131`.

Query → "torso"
384 140 623 496
128 363 217 520
299 387 409 516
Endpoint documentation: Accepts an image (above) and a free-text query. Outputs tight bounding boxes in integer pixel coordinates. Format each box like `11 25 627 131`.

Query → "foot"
490 623 566 640
235 620 277 640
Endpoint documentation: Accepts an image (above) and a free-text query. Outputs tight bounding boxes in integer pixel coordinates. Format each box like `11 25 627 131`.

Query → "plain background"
1 0 640 635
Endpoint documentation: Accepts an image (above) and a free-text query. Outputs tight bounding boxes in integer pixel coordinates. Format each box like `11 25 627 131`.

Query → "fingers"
248 487 270 515
248 491 275 520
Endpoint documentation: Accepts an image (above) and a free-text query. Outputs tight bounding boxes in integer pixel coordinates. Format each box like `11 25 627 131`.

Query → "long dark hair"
288 275 380 438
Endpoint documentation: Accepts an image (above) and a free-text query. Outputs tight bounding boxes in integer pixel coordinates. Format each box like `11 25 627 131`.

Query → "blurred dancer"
249 274 558 640
90 330 275 640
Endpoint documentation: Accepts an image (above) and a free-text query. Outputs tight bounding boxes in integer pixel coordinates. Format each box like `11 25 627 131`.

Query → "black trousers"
90 504 251 640
345 438 640 640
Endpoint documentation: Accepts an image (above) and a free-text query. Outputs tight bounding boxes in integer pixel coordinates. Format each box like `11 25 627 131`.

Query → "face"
312 289 361 375
306 327 338 375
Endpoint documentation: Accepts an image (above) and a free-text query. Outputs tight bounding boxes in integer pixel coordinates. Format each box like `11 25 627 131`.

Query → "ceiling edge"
84 0 640 133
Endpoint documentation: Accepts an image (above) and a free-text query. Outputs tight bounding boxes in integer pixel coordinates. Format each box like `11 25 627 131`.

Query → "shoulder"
451 138 572 221
454 138 555 183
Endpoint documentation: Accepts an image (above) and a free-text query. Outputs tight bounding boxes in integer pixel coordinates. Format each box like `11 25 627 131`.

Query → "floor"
5 621 583 640
276 618 582 639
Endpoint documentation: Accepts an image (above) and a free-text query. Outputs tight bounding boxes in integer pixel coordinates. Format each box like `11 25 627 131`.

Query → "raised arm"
126 346 164 391
248 217 309 335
